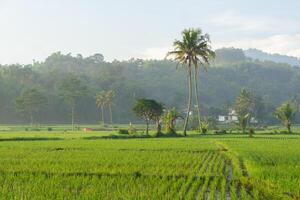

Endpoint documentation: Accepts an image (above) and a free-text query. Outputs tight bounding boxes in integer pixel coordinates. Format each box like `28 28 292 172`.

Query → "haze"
0 0 300 64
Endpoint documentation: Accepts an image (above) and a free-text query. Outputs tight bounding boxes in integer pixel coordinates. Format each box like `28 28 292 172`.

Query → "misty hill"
244 48 300 67
0 49 300 124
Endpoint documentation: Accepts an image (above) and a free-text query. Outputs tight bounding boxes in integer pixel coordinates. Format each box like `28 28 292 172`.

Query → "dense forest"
1 48 300 124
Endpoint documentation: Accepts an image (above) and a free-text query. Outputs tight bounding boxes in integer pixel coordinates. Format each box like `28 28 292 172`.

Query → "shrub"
280 130 289 134
249 128 255 137
128 126 137 135
215 130 227 135
118 129 129 135
48 127 53 131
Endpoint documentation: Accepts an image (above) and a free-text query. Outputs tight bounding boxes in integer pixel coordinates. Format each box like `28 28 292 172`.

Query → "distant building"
218 109 238 123
83 128 93 132
218 109 258 124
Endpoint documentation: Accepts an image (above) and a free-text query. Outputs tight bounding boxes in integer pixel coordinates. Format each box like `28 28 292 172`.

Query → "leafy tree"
164 108 182 134
167 28 215 135
15 88 46 125
1 49 300 125
252 95 266 124
60 75 87 130
234 88 256 133
87 53 104 64
274 102 296 133
132 99 163 135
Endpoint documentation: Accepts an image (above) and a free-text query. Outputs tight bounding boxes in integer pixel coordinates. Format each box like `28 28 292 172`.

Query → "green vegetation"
15 88 46 125
0 48 300 125
275 102 296 133
132 99 163 135
167 28 215 135
0 27 300 199
0 131 299 199
60 75 88 130
163 107 182 134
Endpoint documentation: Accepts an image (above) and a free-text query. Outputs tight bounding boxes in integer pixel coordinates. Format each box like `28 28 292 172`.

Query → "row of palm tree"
96 90 115 124
167 28 215 135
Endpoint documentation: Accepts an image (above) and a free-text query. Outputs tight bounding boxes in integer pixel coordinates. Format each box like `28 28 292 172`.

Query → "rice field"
0 131 299 199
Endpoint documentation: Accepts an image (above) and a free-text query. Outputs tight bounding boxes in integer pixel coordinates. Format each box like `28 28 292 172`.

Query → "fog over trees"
0 48 300 124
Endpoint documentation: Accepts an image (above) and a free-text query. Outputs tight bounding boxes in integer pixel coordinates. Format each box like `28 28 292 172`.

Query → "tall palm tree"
96 91 107 124
191 31 215 132
105 90 115 124
167 28 215 135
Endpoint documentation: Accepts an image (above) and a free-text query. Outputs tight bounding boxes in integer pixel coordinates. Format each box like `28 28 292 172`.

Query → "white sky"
0 0 300 64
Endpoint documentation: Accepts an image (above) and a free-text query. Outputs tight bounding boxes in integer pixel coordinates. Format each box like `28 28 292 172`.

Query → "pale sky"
0 0 300 64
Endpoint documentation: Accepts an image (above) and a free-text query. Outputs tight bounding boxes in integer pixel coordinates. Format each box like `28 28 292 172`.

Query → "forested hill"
0 48 300 124
244 48 300 67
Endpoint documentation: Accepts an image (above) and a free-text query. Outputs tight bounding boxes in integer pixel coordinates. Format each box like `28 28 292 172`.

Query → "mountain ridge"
244 48 300 67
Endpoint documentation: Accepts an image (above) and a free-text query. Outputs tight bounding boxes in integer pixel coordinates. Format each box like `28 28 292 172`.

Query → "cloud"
215 34 300 57
137 47 171 60
139 34 300 60
209 10 299 35
210 11 270 32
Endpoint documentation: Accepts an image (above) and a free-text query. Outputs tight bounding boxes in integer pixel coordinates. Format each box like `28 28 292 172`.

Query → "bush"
47 127 52 131
118 129 129 135
249 128 255 137
280 130 289 134
215 130 227 135
128 126 137 135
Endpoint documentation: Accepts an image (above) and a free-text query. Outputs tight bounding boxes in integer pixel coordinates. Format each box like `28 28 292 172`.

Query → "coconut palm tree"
275 102 296 133
191 30 215 132
167 28 215 135
96 91 107 124
105 90 115 125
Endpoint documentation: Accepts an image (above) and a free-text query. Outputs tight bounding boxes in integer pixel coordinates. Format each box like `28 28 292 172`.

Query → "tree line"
0 32 300 125
130 28 299 135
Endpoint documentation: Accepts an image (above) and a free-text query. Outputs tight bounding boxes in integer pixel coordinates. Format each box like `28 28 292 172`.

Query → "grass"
0 129 299 199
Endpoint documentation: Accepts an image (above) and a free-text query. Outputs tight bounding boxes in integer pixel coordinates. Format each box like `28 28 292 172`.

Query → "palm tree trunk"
287 122 291 133
101 106 104 124
183 64 192 136
145 119 149 135
156 118 161 136
109 105 113 125
194 67 201 131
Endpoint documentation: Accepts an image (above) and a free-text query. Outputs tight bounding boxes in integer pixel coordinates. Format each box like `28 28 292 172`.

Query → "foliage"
237 113 250 134
167 28 215 135
274 102 296 133
0 132 298 199
15 88 46 125
60 75 88 130
0 49 299 124
163 107 182 134
234 88 257 132
128 124 137 135
96 90 116 124
132 99 163 135
199 119 209 134
118 129 129 135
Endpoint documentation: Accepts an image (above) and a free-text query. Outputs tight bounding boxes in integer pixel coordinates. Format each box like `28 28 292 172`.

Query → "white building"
218 109 258 124
218 109 238 123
